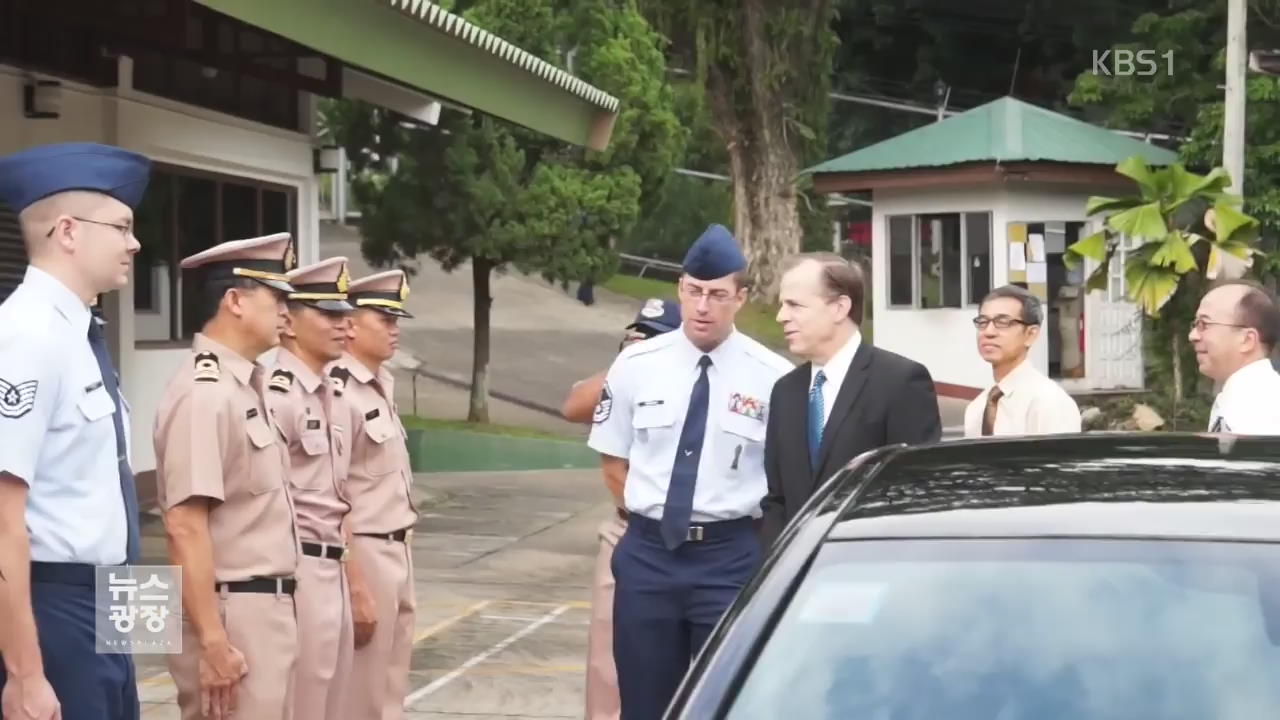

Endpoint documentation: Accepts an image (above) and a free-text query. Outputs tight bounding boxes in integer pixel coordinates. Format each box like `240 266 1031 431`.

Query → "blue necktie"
809 370 827 465
88 315 141 566
662 354 711 550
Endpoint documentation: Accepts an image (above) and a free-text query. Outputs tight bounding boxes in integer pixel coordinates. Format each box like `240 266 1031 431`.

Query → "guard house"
809 96 1178 400
0 0 619 495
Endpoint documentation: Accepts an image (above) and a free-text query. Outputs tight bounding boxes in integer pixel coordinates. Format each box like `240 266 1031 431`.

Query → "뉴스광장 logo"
95 565 183 655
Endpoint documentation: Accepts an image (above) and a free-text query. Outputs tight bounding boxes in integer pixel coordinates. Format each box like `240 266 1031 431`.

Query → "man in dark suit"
760 252 941 548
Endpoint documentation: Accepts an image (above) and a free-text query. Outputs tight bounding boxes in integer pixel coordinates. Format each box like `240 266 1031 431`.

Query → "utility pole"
1225 0 1247 196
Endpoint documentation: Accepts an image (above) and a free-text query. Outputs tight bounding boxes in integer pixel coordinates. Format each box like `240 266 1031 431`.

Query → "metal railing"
617 252 682 278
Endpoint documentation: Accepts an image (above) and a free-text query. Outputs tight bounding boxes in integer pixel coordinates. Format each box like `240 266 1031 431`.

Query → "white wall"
871 185 1012 393
4 60 323 472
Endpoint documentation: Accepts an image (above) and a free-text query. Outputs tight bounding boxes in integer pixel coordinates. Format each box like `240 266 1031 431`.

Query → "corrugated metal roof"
808 96 1179 175
383 0 620 114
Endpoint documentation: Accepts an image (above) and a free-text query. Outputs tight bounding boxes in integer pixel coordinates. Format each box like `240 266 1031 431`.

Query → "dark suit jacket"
760 341 941 547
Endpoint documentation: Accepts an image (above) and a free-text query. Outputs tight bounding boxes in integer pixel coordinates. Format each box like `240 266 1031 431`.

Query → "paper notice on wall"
1027 262 1047 283
1009 242 1027 271
1028 234 1047 262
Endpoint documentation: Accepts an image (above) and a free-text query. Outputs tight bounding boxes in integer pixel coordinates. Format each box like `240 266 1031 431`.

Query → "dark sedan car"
666 432 1280 720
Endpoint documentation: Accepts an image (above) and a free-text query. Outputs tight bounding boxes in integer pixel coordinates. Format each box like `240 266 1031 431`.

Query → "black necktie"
662 355 711 550
88 314 141 565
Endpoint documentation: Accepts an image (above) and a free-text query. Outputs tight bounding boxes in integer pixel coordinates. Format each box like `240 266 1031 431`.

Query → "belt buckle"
403 528 414 542
338 544 348 563
687 525 705 542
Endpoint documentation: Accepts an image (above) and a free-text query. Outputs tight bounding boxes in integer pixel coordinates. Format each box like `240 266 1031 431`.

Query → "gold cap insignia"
337 264 350 294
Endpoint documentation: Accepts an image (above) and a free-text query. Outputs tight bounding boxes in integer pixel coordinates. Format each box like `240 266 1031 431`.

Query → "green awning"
194 0 619 150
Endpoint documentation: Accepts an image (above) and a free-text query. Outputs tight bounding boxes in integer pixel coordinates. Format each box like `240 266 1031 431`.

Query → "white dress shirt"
1208 359 1280 434
0 266 128 566
809 330 861 426
964 359 1081 437
588 328 793 522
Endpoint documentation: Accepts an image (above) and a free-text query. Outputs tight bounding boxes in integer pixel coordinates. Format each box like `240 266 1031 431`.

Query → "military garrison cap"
348 270 414 318
0 142 152 212
179 233 297 293
286 257 354 313
682 224 746 281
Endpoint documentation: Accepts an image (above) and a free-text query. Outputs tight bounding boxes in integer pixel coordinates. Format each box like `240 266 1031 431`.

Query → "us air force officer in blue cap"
588 224 793 719
0 143 151 720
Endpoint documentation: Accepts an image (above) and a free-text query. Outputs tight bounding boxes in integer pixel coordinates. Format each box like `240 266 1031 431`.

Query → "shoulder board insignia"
268 369 294 394
193 352 220 383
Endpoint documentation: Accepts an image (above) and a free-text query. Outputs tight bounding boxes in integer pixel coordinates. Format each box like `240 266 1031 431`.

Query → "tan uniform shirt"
153 333 300 582
330 353 416 534
963 359 1082 437
266 347 351 545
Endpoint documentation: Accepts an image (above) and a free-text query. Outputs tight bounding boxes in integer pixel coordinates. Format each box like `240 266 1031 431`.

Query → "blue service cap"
0 142 151 213
681 223 746 281
627 298 680 334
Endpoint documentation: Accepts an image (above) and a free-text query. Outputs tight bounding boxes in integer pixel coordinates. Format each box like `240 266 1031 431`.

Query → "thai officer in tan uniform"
153 232 302 720
266 256 372 720
331 269 418 720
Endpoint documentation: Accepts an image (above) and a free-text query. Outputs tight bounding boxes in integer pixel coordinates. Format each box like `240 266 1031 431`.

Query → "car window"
725 538 1280 720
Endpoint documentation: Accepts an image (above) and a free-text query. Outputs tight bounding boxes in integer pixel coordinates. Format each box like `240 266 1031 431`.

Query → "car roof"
824 432 1280 543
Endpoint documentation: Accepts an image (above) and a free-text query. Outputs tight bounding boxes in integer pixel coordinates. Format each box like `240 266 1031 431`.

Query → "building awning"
193 0 620 150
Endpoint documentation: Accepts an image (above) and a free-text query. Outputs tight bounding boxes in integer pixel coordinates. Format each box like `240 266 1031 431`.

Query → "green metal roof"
808 96 1179 175
194 0 619 150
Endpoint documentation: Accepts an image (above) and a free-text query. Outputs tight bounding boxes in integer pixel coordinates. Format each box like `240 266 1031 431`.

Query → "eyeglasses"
973 315 1030 330
681 285 736 305
46 216 133 238
1189 317 1248 333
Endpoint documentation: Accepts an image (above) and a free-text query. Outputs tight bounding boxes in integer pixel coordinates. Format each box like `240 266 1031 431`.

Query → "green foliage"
325 0 683 287
1065 157 1262 317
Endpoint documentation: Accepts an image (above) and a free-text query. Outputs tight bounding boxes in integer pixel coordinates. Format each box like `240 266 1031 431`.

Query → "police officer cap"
0 142 151 213
179 233 297 294
286 256 354 313
681 224 746 281
626 298 680 335
348 269 414 318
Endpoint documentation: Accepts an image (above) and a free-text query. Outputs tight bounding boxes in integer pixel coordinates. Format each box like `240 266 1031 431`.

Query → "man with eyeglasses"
588 225 792 720
1189 279 1280 433
0 142 150 720
964 284 1080 437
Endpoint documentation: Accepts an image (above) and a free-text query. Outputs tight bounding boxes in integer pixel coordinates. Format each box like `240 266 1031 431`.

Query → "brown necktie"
981 386 1004 436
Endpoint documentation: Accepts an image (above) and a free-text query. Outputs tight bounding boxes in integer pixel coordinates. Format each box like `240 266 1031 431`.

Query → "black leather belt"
216 577 296 595
628 514 754 542
30 561 100 587
301 541 347 561
355 527 413 542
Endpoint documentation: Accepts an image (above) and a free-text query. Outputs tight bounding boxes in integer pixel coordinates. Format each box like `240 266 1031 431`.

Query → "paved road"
136 468 609 718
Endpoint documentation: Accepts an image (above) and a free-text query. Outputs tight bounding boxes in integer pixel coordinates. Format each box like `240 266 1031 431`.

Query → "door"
1086 227 1145 390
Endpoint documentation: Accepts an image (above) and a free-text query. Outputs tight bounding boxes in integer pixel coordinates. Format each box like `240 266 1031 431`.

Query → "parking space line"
402 604 571 708
413 600 493 644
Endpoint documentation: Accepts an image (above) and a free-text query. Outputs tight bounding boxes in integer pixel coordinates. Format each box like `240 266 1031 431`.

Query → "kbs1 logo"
1092 49 1174 77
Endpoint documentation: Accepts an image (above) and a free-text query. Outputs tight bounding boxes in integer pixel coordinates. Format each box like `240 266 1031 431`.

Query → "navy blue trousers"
611 515 760 720
0 569 139 720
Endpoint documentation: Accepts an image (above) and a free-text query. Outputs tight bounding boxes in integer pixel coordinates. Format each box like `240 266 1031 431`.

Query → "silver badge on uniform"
0 378 38 419
593 382 613 423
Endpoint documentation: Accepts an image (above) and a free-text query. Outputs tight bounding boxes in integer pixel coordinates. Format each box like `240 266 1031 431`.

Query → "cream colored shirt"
1208 359 1280 434
964 360 1081 437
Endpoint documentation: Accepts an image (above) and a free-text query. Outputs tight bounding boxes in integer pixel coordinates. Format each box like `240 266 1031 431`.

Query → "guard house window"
132 165 295 344
886 211 993 309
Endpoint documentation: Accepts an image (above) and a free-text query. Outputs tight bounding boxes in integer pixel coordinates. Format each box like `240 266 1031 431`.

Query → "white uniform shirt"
964 359 1081 437
809 330 860 426
0 266 128 566
588 329 793 522
1208 359 1280 434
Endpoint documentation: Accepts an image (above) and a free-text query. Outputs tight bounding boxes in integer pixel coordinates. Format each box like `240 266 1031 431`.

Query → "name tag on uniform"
246 408 259 420
307 419 322 430
365 408 380 421
728 392 765 421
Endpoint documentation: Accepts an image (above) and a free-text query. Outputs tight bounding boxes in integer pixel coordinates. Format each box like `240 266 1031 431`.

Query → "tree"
1065 156 1262 403
637 0 839 298
325 0 684 422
